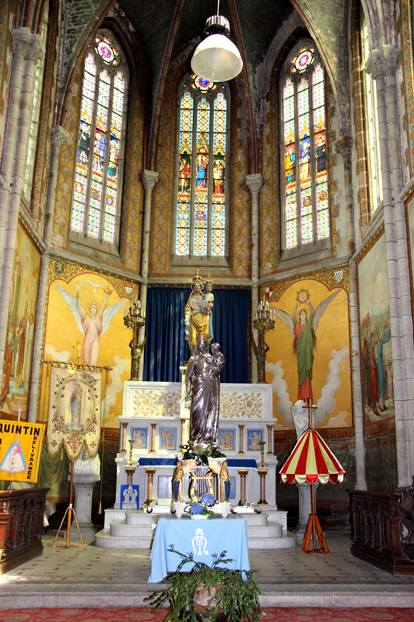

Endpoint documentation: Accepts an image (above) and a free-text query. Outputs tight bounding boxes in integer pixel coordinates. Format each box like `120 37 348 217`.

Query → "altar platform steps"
94 509 298 550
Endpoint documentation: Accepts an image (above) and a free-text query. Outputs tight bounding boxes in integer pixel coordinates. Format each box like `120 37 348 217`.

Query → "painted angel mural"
273 288 340 404
54 283 127 365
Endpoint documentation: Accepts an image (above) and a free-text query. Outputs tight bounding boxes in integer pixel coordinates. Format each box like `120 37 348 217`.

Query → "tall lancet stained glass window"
70 32 128 250
282 45 329 250
175 75 228 258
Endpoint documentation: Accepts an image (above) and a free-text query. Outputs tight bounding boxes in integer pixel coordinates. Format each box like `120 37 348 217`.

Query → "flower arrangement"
145 547 262 622
185 493 216 518
181 441 226 466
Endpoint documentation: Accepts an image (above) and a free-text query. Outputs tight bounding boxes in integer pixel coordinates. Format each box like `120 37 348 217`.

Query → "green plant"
145 547 263 622
181 441 226 466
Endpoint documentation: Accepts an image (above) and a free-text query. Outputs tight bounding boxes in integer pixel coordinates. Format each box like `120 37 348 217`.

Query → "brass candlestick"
124 297 146 380
259 441 267 467
126 439 135 465
252 296 275 383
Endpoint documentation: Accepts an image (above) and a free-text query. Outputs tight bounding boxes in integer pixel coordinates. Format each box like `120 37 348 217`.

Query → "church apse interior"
1 0 414 582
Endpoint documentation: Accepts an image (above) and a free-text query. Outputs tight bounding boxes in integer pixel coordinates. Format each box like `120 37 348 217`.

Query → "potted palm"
145 547 262 622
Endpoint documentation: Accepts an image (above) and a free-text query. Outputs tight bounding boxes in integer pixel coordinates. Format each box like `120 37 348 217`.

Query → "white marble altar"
111 380 283 522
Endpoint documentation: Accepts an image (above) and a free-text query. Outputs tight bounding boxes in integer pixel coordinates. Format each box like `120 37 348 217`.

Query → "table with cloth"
148 515 250 583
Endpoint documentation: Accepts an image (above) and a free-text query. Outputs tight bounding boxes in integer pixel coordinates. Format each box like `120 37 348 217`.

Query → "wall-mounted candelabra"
124 297 146 380
252 296 275 383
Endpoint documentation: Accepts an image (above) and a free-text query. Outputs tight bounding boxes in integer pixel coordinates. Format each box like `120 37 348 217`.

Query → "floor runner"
2 608 414 622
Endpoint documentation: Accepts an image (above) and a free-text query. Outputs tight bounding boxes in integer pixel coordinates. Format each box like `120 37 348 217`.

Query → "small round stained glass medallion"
95 38 118 65
191 74 217 92
292 48 315 73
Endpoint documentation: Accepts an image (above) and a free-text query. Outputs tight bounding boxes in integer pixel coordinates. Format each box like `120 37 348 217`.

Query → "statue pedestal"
69 456 101 539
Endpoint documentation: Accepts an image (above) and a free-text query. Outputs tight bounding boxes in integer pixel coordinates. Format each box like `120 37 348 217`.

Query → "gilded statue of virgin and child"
184 271 224 445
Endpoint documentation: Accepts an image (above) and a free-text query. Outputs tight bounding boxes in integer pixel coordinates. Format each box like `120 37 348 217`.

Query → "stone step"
94 528 153 549
109 520 156 537
247 531 298 549
236 512 269 526
247 522 283 538
125 510 160 525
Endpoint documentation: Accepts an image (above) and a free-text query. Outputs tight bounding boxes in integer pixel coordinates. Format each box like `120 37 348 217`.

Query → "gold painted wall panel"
264 266 352 430
41 258 138 427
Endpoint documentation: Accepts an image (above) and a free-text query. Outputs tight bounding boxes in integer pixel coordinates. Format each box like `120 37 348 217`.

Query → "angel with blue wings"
273 288 340 405
54 284 127 365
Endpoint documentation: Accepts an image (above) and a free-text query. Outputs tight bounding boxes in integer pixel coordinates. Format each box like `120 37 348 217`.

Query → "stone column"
139 170 159 379
336 136 366 490
245 174 263 384
238 469 248 505
0 29 45 375
28 125 70 422
238 423 245 455
257 469 268 505
266 424 274 455
367 47 414 486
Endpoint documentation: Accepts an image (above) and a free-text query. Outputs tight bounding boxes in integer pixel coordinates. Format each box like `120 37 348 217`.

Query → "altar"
96 378 296 550
110 379 279 518
148 515 249 583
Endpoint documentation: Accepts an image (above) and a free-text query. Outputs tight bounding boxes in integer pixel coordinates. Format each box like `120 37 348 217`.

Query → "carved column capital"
245 173 263 195
365 45 398 78
12 27 31 57
51 125 71 150
142 170 159 192
26 34 46 64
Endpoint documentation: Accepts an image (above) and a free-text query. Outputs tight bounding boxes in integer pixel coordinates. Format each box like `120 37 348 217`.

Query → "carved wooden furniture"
0 487 48 574
349 484 414 575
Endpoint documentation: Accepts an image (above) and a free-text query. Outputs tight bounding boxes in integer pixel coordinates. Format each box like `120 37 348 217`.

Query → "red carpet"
1 608 414 621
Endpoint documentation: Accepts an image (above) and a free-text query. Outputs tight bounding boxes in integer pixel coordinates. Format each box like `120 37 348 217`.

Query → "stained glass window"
23 0 49 204
281 44 330 250
361 12 382 215
70 31 128 250
175 74 228 258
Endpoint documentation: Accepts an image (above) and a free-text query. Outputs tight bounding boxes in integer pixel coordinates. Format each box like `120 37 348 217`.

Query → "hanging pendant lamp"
191 9 243 82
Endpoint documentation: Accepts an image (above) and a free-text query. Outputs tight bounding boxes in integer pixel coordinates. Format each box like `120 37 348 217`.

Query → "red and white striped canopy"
280 429 345 485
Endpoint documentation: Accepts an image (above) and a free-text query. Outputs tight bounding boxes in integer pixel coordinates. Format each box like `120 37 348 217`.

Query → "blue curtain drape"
143 287 250 383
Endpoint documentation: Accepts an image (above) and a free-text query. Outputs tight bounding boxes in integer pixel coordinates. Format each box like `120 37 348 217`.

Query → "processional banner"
0 420 45 482
47 365 101 461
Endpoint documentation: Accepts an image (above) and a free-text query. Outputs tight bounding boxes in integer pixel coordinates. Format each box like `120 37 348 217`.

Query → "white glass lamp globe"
191 33 243 82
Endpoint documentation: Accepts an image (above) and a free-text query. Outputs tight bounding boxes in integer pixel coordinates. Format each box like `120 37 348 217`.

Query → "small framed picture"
158 475 172 498
159 428 176 450
229 476 235 499
247 429 263 451
121 484 139 509
131 427 147 449
219 429 235 452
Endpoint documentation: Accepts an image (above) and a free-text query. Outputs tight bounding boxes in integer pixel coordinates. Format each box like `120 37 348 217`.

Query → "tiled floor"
1 533 414 609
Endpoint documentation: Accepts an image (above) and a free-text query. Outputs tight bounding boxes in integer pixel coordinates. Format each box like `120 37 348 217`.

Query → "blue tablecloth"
148 516 250 583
